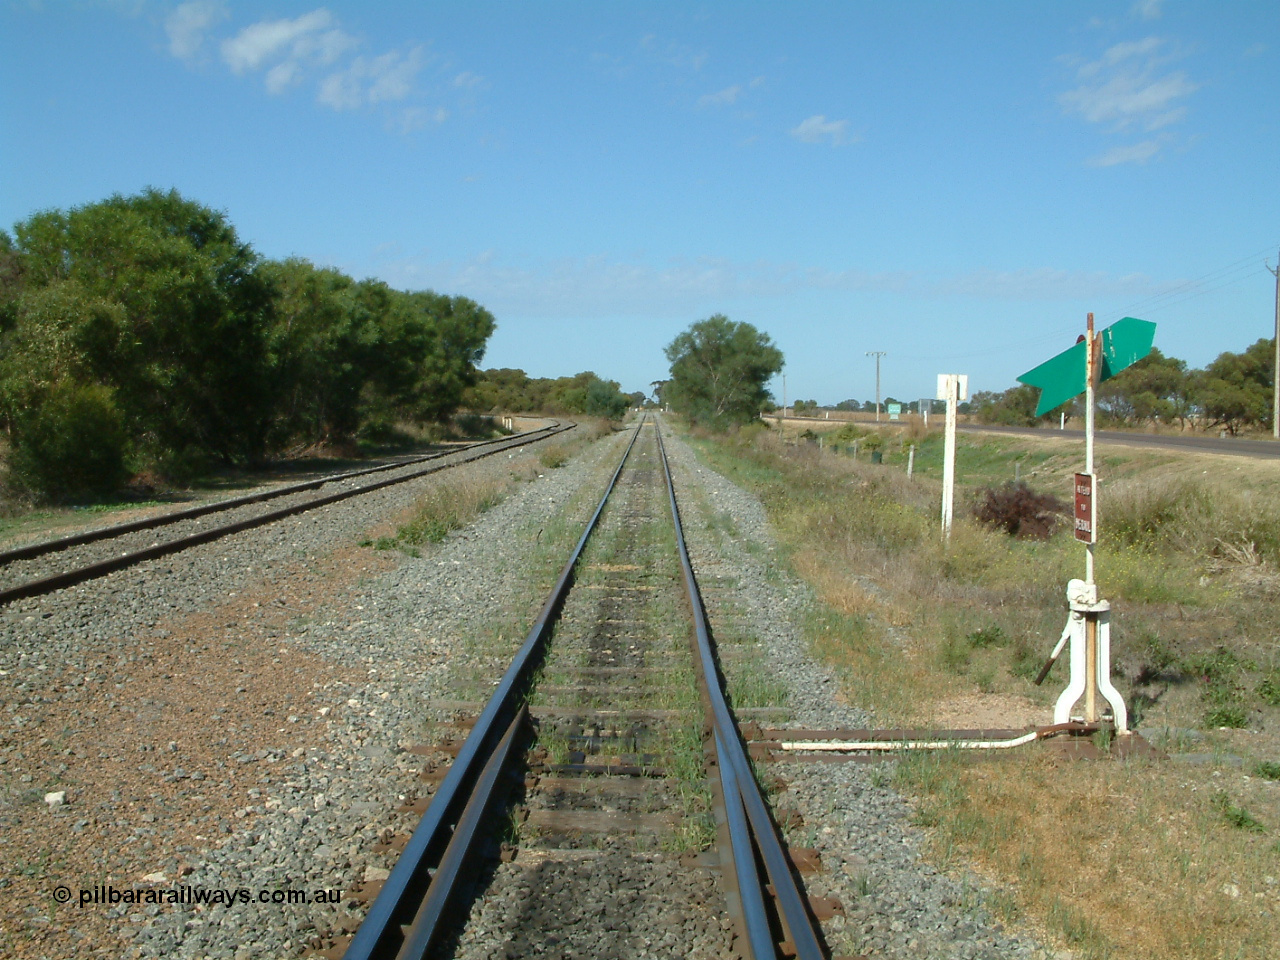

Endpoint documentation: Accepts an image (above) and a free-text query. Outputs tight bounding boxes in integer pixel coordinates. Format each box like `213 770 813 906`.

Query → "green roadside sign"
1017 317 1156 416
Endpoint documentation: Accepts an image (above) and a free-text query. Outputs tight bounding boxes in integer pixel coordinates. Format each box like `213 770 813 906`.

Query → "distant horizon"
4 1 1278 404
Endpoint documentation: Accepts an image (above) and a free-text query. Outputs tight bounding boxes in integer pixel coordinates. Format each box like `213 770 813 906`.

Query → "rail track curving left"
0 421 571 606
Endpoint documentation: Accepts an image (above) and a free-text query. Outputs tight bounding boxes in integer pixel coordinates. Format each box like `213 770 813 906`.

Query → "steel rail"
655 421 826 960
395 706 528 960
0 422 562 566
715 729 776 960
0 422 573 607
342 417 646 960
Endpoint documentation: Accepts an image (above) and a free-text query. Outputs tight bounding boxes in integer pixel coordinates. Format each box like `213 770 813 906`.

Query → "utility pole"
866 351 886 422
782 373 787 420
1269 249 1280 440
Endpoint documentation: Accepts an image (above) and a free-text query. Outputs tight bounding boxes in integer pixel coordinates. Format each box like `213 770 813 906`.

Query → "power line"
1111 242 1280 319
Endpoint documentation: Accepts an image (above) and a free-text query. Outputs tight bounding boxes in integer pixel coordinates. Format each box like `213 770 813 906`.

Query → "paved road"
958 423 1280 459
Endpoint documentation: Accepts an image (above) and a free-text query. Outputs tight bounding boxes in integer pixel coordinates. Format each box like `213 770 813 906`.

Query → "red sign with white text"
1074 473 1095 543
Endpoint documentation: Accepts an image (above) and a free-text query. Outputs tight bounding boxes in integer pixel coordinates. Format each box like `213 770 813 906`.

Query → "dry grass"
684 421 1280 959
898 750 1280 959
372 423 609 553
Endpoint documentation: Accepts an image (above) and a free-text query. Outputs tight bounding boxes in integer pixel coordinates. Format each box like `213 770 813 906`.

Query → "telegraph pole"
866 351 886 421
1268 249 1280 440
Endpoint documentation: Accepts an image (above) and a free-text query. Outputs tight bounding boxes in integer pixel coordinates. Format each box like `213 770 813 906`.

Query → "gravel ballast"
4 418 1061 959
0 424 618 959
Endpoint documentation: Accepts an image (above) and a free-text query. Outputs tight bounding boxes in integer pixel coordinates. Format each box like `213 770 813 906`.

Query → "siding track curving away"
0 422 571 606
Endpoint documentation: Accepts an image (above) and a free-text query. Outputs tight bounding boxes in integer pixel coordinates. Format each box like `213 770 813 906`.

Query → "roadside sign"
936 374 968 401
887 402 901 421
1017 317 1156 416
1073 473 1095 543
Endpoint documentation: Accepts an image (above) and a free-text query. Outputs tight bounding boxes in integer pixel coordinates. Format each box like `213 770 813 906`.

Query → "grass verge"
680 420 1280 960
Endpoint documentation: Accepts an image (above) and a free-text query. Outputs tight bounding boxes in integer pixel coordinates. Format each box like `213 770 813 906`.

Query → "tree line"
463 368 640 420
0 188 496 501
972 339 1275 434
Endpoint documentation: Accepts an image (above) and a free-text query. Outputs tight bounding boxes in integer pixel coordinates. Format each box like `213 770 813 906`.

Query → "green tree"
262 258 382 444
463 368 627 418
1195 338 1274 434
584 377 629 419
664 315 783 428
0 281 130 499
8 188 276 474
263 265 496 444
973 384 1072 426
1096 348 1192 425
387 291 495 424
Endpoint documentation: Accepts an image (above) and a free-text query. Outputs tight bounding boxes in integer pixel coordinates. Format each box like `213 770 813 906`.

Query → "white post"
907 444 915 478
942 385 956 538
1085 315 1096 588
938 374 967 540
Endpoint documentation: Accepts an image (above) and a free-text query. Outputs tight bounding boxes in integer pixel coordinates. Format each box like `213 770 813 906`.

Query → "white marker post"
937 374 968 540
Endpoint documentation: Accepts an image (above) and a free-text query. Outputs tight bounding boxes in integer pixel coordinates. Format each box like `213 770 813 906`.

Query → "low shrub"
1211 791 1266 832
967 626 1010 648
538 445 569 469
1257 671 1280 707
974 481 1068 540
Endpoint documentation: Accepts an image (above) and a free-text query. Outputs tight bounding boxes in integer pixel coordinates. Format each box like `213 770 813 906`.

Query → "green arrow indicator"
1017 317 1156 417
1099 316 1157 380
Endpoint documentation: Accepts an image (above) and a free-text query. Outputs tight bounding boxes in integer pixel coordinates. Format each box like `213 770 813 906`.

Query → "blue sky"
3 1 1278 404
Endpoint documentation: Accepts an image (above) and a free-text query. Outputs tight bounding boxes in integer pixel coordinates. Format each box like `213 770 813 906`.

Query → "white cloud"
1088 140 1162 167
1060 36 1196 164
265 60 300 95
399 106 449 133
166 1 226 61
220 9 355 94
317 67 361 110
698 85 741 107
1061 38 1196 131
159 5 459 129
223 10 330 72
1132 0 1163 20
319 47 426 110
790 114 850 145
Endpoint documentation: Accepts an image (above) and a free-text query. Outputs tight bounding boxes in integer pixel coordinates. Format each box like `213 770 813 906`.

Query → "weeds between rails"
345 419 825 960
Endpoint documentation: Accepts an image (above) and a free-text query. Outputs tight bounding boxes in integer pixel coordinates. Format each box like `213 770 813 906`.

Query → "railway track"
0 421 571 606
343 416 828 960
